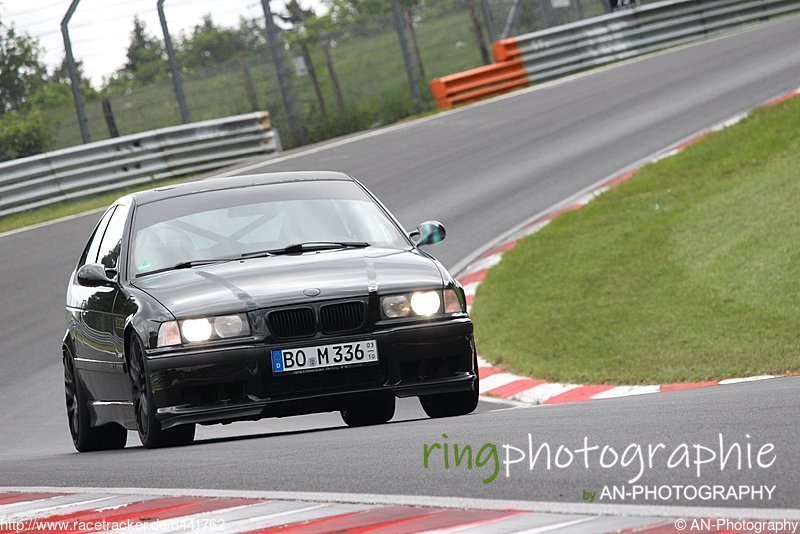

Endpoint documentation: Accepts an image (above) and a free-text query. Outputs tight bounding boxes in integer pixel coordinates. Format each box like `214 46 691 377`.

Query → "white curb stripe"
0 494 122 520
513 383 581 404
591 385 660 399
460 253 503 276
516 517 599 534
718 375 776 385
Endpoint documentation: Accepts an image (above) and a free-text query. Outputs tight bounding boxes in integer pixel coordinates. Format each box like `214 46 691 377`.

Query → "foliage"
176 15 254 71
0 109 51 162
105 17 167 91
0 21 47 115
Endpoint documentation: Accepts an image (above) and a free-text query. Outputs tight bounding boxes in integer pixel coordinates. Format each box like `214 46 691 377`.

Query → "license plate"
271 340 378 375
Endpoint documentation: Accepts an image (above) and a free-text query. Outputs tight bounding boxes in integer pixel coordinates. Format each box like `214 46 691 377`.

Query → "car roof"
125 171 355 206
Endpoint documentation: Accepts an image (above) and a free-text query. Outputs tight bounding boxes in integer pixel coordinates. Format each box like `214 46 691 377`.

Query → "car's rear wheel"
340 393 395 427
63 349 127 452
128 336 195 448
419 370 480 419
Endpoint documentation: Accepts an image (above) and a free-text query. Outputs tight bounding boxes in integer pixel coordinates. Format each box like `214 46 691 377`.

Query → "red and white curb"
2 488 797 533
460 86 800 407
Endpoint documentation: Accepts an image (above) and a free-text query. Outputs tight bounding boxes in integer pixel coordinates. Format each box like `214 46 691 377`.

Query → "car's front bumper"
146 317 476 429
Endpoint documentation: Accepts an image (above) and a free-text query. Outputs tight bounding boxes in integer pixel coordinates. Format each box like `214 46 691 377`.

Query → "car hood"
131 247 445 318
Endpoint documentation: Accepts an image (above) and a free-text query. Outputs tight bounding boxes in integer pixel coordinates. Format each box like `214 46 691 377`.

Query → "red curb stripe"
486 378 544 398
678 132 710 151
0 493 62 506
458 269 488 287
763 92 797 107
466 294 474 306
605 170 637 188
478 366 505 379
8 497 260 534
479 240 518 259
543 385 615 404
660 381 718 392
352 509 520 533
254 506 444 533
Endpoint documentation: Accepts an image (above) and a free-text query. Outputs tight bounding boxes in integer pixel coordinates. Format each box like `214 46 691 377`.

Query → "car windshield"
129 180 410 277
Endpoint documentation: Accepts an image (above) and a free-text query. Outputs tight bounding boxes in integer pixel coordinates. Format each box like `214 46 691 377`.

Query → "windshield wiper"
135 258 235 278
241 241 370 258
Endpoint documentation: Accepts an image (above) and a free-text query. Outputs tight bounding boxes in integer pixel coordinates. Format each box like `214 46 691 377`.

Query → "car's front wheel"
128 336 195 448
340 393 395 427
63 349 127 452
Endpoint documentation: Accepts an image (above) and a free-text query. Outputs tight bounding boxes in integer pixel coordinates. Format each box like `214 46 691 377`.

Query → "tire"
128 336 195 448
340 394 395 427
419 373 479 419
63 349 127 452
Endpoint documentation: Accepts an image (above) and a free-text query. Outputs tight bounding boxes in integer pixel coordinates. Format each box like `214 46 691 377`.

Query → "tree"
107 17 167 88
0 21 47 115
177 15 250 71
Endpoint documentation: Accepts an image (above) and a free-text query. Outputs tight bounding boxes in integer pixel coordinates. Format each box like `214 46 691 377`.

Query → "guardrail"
430 0 800 109
0 111 281 219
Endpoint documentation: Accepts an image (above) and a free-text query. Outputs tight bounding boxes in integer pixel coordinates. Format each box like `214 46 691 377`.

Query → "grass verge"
472 96 800 384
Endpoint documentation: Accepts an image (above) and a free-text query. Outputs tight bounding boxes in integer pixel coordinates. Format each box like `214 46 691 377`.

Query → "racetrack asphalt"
0 16 799 510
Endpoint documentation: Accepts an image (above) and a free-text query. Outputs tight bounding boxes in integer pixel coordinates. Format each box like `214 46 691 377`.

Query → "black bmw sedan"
63 171 478 451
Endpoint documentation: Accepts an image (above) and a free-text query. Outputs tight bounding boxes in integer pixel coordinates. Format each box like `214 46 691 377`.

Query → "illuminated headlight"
410 291 440 316
156 314 251 345
181 318 213 342
381 291 442 318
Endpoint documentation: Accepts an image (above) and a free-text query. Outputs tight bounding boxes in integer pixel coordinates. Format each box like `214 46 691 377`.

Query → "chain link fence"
3 0 646 160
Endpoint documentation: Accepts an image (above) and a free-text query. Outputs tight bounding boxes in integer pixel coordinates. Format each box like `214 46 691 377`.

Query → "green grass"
472 97 800 384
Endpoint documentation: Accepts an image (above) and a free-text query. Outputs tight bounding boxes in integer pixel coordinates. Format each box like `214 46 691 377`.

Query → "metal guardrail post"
61 0 91 145
260 0 306 145
157 0 191 124
480 0 498 44
391 0 423 114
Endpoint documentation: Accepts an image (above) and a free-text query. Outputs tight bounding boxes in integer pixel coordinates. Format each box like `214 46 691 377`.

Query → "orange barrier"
492 38 522 62
429 58 528 110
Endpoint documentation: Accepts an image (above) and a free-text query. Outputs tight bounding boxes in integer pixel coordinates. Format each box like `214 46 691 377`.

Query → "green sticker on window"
137 260 153 270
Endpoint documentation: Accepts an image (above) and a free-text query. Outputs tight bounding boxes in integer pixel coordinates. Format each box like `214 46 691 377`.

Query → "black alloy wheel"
63 349 127 452
128 335 195 448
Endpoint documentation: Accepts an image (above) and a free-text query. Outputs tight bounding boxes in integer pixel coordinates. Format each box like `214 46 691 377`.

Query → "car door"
79 203 130 401
68 207 115 401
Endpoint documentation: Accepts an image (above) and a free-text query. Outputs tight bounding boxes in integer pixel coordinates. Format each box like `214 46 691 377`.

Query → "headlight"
381 291 442 318
410 291 440 315
181 318 213 342
171 314 250 344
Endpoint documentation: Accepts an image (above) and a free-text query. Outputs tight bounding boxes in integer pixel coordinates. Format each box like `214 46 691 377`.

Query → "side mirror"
415 220 446 246
76 263 116 287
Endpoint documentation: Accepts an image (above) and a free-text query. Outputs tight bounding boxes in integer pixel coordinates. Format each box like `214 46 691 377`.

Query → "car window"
130 180 410 277
97 205 129 270
81 207 116 266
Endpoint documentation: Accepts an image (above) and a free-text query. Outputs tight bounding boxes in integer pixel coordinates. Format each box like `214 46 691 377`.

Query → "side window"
97 205 129 270
82 208 116 267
